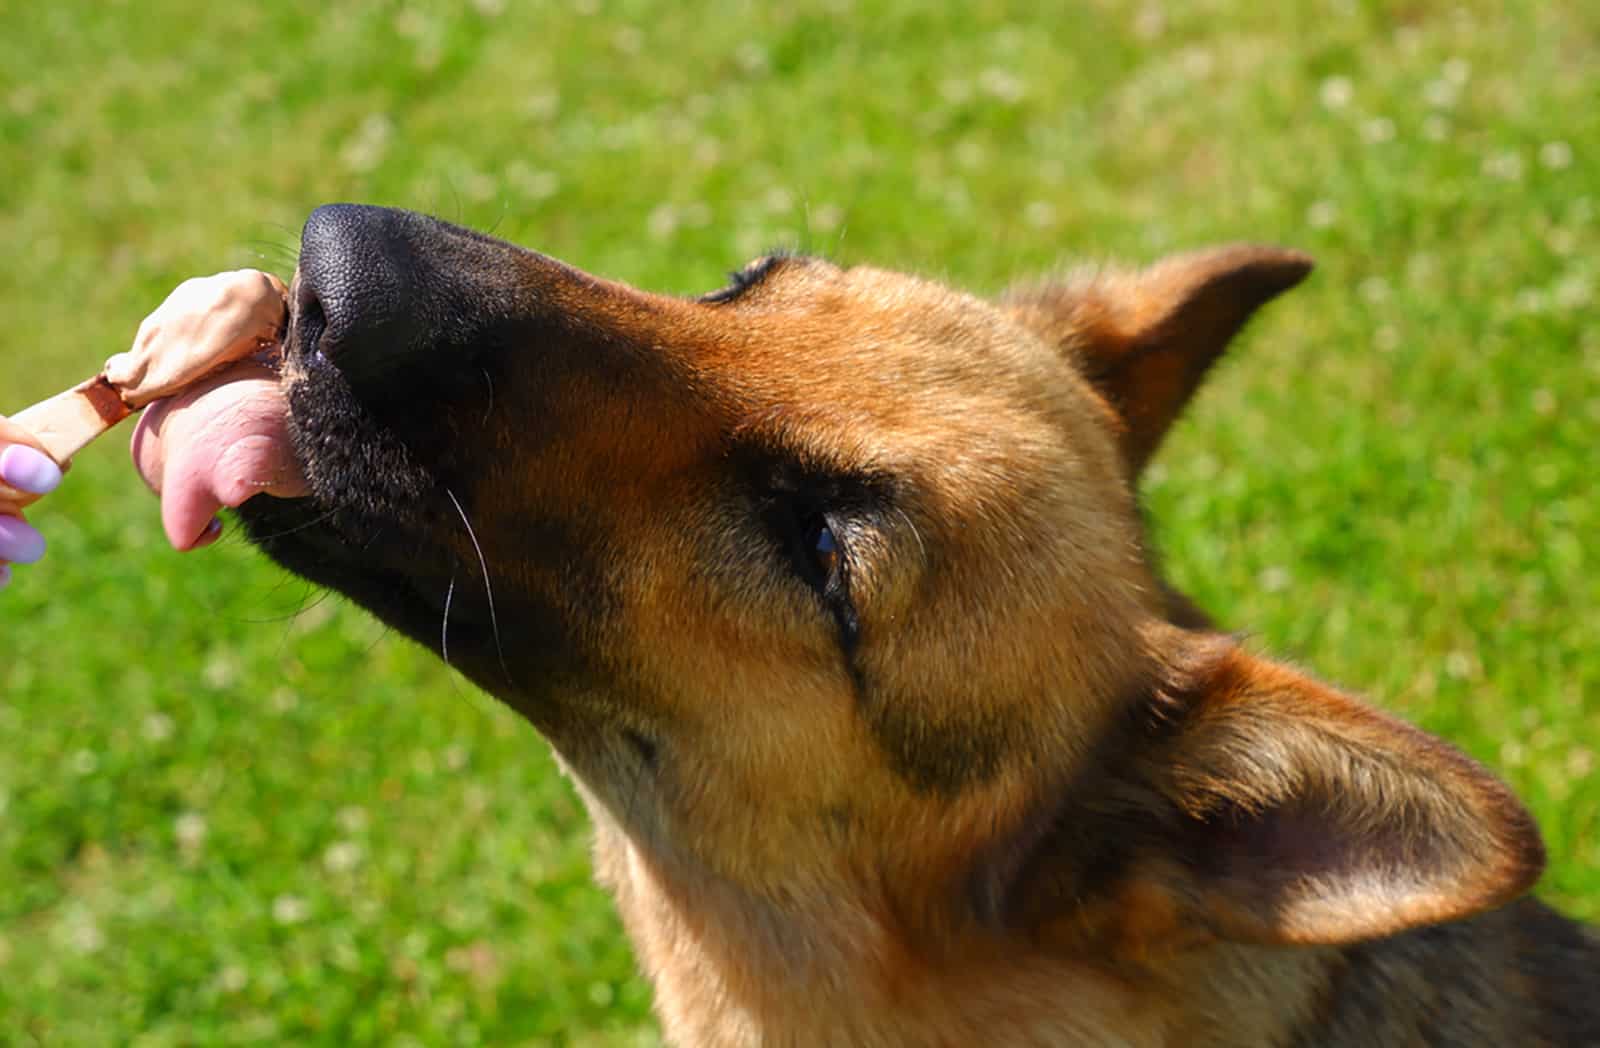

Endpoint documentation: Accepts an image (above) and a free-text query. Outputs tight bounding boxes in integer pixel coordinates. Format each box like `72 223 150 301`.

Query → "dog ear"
1000 246 1312 474
983 636 1544 952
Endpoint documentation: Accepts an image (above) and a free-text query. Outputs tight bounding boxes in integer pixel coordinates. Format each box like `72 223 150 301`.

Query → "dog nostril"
297 289 328 364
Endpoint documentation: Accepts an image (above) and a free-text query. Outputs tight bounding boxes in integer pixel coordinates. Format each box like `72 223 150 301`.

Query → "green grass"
2 0 1595 1042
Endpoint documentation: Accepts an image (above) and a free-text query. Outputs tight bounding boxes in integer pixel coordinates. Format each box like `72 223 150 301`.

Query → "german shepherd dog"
230 205 1596 1045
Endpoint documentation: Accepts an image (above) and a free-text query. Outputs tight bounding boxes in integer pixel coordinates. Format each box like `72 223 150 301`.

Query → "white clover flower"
1135 4 1165 39
764 187 795 214
1515 287 1547 313
523 91 560 121
1423 78 1459 108
323 840 364 874
1307 200 1338 229
1319 76 1354 110
392 9 428 38
1181 48 1215 79
810 203 844 232
272 895 309 926
69 917 104 954
143 712 175 742
175 812 207 850
1482 150 1525 181
1360 117 1396 144
1258 566 1291 593
510 165 560 201
978 68 1026 104
647 204 679 241
1569 748 1596 779
340 114 394 175
1553 273 1593 310
612 27 643 56
1540 141 1574 171
1024 201 1057 229
463 171 496 204
734 42 770 75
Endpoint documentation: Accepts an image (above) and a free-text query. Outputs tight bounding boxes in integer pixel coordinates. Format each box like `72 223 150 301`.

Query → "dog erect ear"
986 637 1544 951
1000 246 1312 474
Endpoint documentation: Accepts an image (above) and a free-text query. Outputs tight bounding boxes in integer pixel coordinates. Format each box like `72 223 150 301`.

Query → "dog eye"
806 515 842 582
775 500 861 652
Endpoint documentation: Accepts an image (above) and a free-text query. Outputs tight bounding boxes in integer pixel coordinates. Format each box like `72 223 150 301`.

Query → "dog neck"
585 803 1340 1047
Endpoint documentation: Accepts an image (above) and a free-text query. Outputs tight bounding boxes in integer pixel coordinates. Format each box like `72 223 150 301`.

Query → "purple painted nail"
0 515 46 564
1 445 63 495
0 563 11 590
192 517 224 550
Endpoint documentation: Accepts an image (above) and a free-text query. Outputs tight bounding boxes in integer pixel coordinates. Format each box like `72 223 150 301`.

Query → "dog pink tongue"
130 361 309 550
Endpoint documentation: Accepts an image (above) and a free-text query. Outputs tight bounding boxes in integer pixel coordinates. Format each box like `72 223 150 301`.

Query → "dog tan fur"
242 207 1599 1046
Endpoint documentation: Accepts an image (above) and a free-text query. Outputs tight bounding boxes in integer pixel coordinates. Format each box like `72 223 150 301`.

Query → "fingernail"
1 445 63 495
0 515 46 564
0 564 11 590
191 517 224 550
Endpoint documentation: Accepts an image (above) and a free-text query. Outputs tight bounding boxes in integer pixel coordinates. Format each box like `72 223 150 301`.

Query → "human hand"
3 267 295 585
0 417 64 589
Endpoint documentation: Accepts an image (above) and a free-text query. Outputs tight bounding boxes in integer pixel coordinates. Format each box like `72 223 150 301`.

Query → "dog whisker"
441 571 456 668
358 525 388 553
237 232 301 272
237 584 334 627
445 486 512 686
360 622 395 659
244 505 342 545
892 505 928 567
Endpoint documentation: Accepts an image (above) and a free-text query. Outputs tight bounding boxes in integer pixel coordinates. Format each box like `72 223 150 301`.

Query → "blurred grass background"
1 0 1594 1043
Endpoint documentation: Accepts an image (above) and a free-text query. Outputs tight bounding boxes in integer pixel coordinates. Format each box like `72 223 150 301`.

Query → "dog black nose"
292 203 520 391
295 204 425 383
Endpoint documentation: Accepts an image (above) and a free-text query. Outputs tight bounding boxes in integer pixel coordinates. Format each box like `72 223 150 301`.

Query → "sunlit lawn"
2 1 1595 1043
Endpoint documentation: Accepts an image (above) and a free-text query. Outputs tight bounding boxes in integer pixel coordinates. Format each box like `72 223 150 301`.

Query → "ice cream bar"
7 269 289 468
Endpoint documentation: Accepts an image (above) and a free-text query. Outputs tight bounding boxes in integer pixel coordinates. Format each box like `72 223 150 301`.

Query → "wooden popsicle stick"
11 375 135 468
5 269 288 505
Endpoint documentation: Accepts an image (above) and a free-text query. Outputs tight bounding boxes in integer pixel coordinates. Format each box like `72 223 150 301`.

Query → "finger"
0 513 46 565
0 414 51 450
107 270 288 408
0 416 61 505
1 443 64 496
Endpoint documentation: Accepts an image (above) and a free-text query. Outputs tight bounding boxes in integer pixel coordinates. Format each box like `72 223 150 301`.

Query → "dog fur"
238 206 1599 1046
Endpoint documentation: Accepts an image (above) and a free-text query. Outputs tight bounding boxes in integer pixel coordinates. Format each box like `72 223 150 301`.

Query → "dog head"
238 205 1541 961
